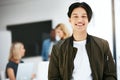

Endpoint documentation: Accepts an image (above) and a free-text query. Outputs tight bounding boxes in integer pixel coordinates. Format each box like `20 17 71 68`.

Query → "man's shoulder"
90 35 107 42
89 35 108 45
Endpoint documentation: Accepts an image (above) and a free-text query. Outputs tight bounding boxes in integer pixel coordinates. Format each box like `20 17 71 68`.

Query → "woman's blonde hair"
8 42 24 61
55 23 70 39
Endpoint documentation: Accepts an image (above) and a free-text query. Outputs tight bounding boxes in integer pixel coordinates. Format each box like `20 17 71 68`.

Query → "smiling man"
48 2 117 80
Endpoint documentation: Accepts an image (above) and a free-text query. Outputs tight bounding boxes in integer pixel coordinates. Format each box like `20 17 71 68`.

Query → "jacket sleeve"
48 45 61 80
103 41 117 80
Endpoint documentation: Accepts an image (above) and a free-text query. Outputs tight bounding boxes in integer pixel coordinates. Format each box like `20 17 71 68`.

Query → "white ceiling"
0 0 32 6
0 0 15 6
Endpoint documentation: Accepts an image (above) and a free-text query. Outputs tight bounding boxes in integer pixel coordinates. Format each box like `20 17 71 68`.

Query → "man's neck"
73 32 87 41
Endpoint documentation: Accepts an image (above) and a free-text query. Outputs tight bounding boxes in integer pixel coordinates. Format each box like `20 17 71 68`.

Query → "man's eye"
73 16 78 18
82 16 87 18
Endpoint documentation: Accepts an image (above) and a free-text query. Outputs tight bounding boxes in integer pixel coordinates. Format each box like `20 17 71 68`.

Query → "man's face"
69 7 89 33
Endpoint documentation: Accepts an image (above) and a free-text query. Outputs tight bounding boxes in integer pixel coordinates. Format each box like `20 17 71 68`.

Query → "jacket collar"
69 34 91 46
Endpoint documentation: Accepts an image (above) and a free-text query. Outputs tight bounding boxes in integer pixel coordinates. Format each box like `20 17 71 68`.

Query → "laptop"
16 62 34 80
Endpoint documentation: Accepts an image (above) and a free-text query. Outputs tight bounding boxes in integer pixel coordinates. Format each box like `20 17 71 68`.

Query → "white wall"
0 0 113 52
115 0 120 79
0 31 11 74
0 0 73 33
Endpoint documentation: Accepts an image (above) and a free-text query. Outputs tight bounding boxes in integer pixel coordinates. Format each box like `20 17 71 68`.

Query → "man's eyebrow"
72 13 87 16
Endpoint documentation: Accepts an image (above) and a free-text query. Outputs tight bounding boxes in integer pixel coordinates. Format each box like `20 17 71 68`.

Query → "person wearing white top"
48 2 117 80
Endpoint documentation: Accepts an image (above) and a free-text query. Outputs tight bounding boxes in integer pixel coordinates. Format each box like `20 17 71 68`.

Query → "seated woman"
5 42 25 80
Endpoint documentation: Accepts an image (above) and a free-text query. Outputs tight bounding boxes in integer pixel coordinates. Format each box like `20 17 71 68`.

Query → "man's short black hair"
67 2 93 22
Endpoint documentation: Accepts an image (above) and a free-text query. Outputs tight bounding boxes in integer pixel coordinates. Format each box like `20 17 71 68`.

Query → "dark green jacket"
48 35 117 80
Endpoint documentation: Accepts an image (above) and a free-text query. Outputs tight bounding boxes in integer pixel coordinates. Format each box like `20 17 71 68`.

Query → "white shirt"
49 41 54 55
71 40 93 80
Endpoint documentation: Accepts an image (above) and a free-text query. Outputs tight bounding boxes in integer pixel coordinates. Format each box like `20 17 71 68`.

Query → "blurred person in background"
41 29 56 61
41 23 71 61
5 42 25 80
55 23 71 41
